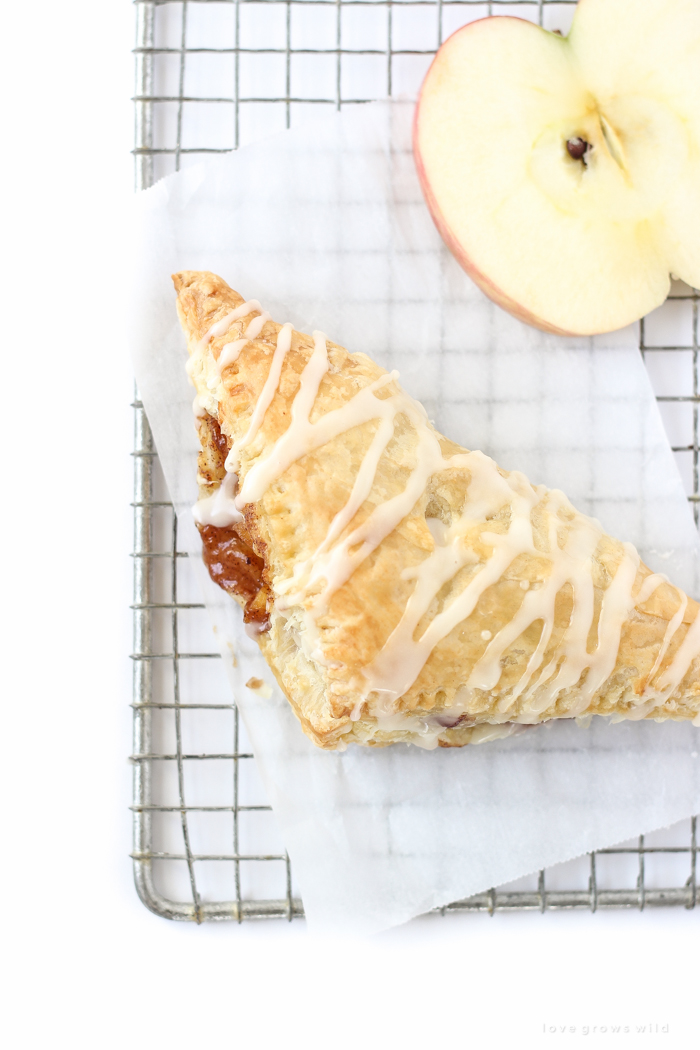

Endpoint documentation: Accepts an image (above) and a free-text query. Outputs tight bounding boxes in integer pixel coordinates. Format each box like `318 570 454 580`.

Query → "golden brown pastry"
174 270 700 750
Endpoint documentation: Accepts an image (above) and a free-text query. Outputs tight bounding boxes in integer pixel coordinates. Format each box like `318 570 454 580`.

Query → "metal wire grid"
132 0 699 922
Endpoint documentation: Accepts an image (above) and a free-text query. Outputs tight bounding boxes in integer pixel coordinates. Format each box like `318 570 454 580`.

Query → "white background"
0 1 697 1047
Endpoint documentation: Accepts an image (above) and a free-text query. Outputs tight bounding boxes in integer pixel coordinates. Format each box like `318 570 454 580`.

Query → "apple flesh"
413 0 700 336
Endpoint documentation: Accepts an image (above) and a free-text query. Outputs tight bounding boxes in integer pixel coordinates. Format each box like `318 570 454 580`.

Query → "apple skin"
413 72 579 339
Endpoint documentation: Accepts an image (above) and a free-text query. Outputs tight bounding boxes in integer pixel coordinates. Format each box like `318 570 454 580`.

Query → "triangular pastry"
174 271 700 750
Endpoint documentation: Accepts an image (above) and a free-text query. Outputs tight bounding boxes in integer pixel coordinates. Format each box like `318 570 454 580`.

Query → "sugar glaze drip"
225 322 294 475
187 300 269 417
193 471 243 527
187 299 262 381
217 306 271 373
203 299 262 352
191 299 700 719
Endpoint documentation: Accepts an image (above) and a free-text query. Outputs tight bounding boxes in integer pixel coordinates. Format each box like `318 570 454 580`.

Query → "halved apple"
414 0 700 335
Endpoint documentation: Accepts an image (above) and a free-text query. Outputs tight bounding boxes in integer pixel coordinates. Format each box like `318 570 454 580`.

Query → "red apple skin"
413 18 580 339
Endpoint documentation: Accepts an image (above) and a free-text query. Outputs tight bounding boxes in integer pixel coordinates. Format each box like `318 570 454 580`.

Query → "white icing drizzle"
193 394 207 418
192 471 243 527
239 362 396 508
273 391 479 618
656 600 700 692
279 411 470 616
634 572 669 606
200 299 262 356
187 299 267 413
606 575 695 719
225 322 294 475
363 463 547 708
189 297 700 722
643 590 686 688
217 308 271 373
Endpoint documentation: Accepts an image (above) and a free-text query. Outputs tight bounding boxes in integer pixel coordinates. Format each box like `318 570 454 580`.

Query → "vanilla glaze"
193 470 243 527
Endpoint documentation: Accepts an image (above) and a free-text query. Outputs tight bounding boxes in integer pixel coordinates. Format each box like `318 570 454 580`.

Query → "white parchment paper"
130 99 700 934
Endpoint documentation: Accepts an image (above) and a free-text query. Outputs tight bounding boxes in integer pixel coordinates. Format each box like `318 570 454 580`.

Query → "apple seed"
566 137 589 161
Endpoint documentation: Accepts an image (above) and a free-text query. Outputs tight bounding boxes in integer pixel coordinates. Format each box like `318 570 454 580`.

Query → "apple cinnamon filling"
198 522 271 629
196 413 272 631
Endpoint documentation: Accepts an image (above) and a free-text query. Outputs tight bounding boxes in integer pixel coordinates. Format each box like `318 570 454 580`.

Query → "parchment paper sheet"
131 99 700 934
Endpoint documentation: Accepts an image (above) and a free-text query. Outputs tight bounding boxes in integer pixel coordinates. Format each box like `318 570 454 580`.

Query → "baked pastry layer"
175 270 700 749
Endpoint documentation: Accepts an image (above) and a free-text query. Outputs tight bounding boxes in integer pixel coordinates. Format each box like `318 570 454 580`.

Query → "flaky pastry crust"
174 270 700 750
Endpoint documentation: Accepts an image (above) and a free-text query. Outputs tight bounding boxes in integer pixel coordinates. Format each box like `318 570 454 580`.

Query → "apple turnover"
175 270 700 750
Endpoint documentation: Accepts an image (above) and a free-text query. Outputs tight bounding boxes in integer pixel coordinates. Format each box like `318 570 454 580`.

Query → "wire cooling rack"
132 0 699 921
